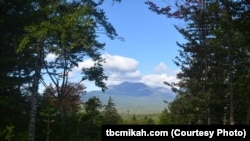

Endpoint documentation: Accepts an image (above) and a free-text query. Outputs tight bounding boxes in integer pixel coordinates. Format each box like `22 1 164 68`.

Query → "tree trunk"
224 0 234 125
200 0 211 125
28 47 43 141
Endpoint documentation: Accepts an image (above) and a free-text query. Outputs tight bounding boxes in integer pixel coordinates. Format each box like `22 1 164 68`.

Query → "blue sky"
100 0 184 69
43 0 187 92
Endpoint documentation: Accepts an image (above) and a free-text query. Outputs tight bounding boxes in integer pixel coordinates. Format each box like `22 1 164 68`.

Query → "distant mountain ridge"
106 81 154 96
83 82 176 114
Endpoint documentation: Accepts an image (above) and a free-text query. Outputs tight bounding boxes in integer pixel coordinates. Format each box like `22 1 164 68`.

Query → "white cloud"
71 53 139 73
102 53 139 72
101 55 179 89
153 62 168 74
141 74 178 88
45 53 57 62
76 59 95 71
66 53 180 91
102 54 141 85
105 70 141 86
69 53 141 85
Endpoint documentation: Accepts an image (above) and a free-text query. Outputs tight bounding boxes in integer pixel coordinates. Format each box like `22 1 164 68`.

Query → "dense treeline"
0 0 158 140
36 93 123 141
0 0 122 140
1 0 250 140
147 0 250 125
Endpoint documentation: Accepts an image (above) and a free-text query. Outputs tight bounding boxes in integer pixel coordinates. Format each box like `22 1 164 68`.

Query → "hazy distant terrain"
82 82 176 115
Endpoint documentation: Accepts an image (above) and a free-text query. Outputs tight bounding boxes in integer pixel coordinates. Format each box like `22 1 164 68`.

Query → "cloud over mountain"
55 53 180 91
101 53 142 85
103 53 139 72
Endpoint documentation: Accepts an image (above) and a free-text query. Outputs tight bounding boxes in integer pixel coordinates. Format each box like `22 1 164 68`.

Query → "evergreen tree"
146 0 250 124
80 96 103 141
102 96 122 124
0 0 35 140
159 108 171 124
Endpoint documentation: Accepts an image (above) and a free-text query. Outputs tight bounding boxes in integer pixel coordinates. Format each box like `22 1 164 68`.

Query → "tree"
130 114 137 124
80 96 103 141
0 0 35 140
146 0 250 124
144 116 155 125
102 96 122 124
147 0 223 124
43 82 86 116
39 107 58 141
16 0 121 140
41 82 85 139
159 108 171 124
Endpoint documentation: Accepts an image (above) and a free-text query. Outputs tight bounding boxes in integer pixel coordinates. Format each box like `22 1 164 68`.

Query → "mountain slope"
106 81 154 96
83 82 176 114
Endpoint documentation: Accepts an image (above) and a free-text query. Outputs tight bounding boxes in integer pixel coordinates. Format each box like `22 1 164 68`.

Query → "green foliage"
144 116 155 124
1 0 122 140
102 96 123 124
39 107 58 141
147 0 250 124
35 94 126 140
80 97 103 141
121 114 158 125
2 124 15 141
0 2 34 138
159 108 171 124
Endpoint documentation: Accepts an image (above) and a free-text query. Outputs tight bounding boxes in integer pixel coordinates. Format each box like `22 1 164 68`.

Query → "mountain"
106 81 154 96
82 82 176 114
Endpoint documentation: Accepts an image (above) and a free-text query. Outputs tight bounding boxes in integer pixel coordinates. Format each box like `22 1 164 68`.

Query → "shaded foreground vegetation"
146 0 250 125
1 92 162 141
1 0 250 141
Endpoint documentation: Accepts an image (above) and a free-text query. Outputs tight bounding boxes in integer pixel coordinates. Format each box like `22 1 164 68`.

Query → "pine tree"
146 0 250 124
103 96 122 124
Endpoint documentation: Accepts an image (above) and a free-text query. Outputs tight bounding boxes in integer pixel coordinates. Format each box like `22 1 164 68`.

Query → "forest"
146 0 250 125
0 0 250 141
